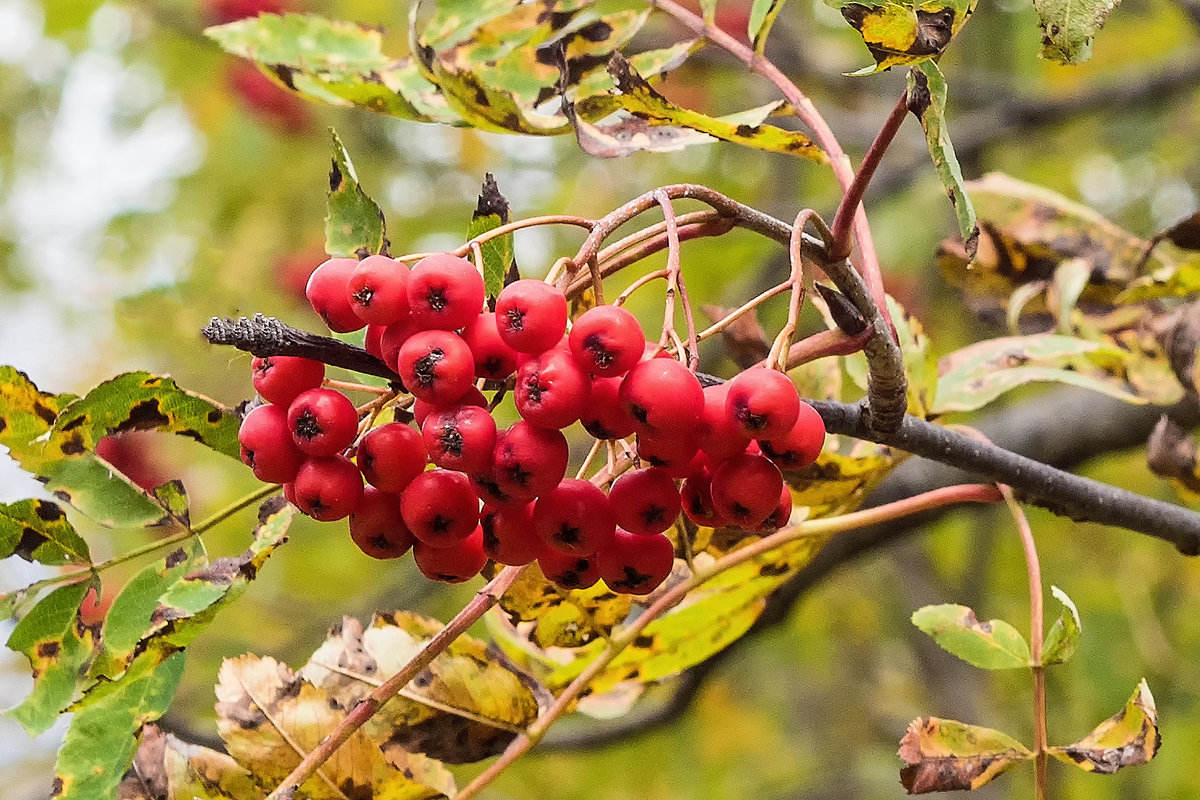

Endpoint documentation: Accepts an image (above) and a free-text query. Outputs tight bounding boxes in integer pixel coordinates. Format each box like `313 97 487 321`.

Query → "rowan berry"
306 257 364 333
495 279 568 353
514 347 591 430
698 382 751 462
598 529 674 595
349 487 416 559
238 403 305 484
608 467 681 536
286 388 358 457
347 255 410 325
462 311 519 381
726 367 800 440
488 421 569 503
569 304 644 377
758 401 826 469
636 433 702 478
251 355 325 407
356 422 426 494
537 548 600 591
534 478 616 555
407 253 485 330
400 469 479 547
710 453 784 527
413 526 488 583
579 376 637 440
396 329 475 405
379 317 420 373
292 455 364 521
480 503 542 566
413 385 487 427
680 469 729 528
421 404 497 474
619 358 704 438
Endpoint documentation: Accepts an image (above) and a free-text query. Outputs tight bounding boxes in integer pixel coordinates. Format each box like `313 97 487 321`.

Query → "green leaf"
899 717 1032 792
911 603 1032 669
89 541 204 680
1049 679 1160 772
150 480 190 528
6 579 98 734
418 0 527 51
906 61 976 243
467 174 515 301
748 0 787 52
300 611 545 764
1041 585 1081 666
326 129 388 259
932 334 1147 414
1049 257 1092 333
121 725 261 800
0 365 76 470
1033 0 1118 65
54 651 185 800
824 0 978 75
0 498 90 566
217 654 455 799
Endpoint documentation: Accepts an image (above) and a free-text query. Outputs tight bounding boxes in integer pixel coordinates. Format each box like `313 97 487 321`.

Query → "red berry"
251 356 325 407
495 279 568 353
396 330 475 406
709 453 783 527
758 402 826 469
619 359 704 438
401 469 479 547
608 468 681 536
239 403 305 484
421 404 497 474
347 255 411 325
725 368 801 440
480 503 542 566
579 376 637 440
538 547 600 591
356 422 427 493
414 385 487 427
349 487 416 559
598 529 675 594
533 479 616 555
698 382 751 462
488 421 569 503
407 253 485 330
413 526 488 583
462 312 519 381
750 483 794 533
636 433 702 478
379 316 420 373
206 0 289 24
680 469 729 528
287 388 358 457
569 305 644 377
514 348 591 430
292 455 364 521
364 324 385 360
306 257 365 333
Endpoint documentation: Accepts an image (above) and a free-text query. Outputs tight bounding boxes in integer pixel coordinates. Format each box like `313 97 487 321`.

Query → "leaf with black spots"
783 439 894 521
119 724 260 800
468 174 515 302
150 481 190 528
5 579 99 734
216 654 455 799
300 612 545 763
911 604 1031 669
898 717 1032 792
0 365 76 467
1033 0 1119 65
493 560 631 648
906 61 976 244
1048 679 1160 772
826 0 977 75
748 0 788 53
0 498 90 566
326 129 388 259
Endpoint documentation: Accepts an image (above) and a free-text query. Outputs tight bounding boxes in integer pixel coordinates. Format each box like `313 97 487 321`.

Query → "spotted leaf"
1048 679 1159 772
326 129 388 259
825 0 977 75
899 717 1032 792
0 498 90 566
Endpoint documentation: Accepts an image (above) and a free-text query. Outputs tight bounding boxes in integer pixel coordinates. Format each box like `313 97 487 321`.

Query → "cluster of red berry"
238 252 826 594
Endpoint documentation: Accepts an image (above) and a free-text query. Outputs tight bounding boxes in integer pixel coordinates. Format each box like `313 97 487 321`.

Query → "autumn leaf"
1041 585 1082 666
467 174 514 302
824 0 977 75
899 717 1032 792
495 560 632 648
911 604 1031 669
1048 679 1160 773
326 129 388 259
1033 0 1120 65
120 724 260 800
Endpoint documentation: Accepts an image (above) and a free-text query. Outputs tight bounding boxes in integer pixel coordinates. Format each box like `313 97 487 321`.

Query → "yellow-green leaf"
1041 585 1081 666
899 717 1032 792
1049 679 1160 772
120 724 261 800
496 561 632 648
911 603 1032 669
906 60 976 243
326 129 388 259
0 498 90 566
825 0 977 75
467 174 514 302
1033 0 1119 65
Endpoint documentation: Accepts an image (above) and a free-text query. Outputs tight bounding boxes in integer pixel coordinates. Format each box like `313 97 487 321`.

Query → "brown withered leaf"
1161 211 1200 251
1149 299 1200 393
899 717 1032 793
298 612 545 764
1147 415 1200 493
120 724 259 800
1048 679 1160 773
702 304 770 369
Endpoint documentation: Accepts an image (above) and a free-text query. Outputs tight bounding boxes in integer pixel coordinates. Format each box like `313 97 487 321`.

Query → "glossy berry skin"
710 453 784 527
487 421 569 504
514 348 591 430
413 385 487 427
251 355 324 407
494 279 568 353
608 468 681 536
347 255 410 325
462 312 519 381
306 257 365 333
698 382 751 462
364 324 385 360
579 376 637 440
680 470 730 528
533 479 616 555
421 404 497 474
238 403 305 484
413 526 487 583
396 330 475 406
619 359 704 438
538 548 600 591
400 469 479 547
598 529 675 595
726 367 801 440
750 484 794 533
569 304 644 377
349 487 416 559
636 433 702 478
286 388 358 457
292 455 364 521
379 317 420 373
407 253 485 331
356 422 426 494
758 401 826 469
480 503 542 566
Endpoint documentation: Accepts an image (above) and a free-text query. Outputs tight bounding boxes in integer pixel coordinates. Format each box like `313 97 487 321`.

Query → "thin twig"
768 208 820 369
697 281 792 341
653 189 697 367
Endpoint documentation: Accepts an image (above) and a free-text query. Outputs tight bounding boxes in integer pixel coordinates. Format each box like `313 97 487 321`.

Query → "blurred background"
1 0 1200 797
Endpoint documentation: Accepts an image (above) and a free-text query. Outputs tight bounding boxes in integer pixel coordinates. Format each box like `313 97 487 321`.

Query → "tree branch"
202 315 398 381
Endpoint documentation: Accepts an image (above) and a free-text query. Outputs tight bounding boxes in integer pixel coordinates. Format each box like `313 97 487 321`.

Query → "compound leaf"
1033 0 1119 65
1041 585 1082 666
899 717 1032 792
906 60 976 243
326 129 388 259
0 498 90 566
1049 679 1160 772
911 604 1032 669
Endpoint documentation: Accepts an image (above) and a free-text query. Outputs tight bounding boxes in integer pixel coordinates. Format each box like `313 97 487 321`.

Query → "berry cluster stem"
264 565 527 800
653 189 699 369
